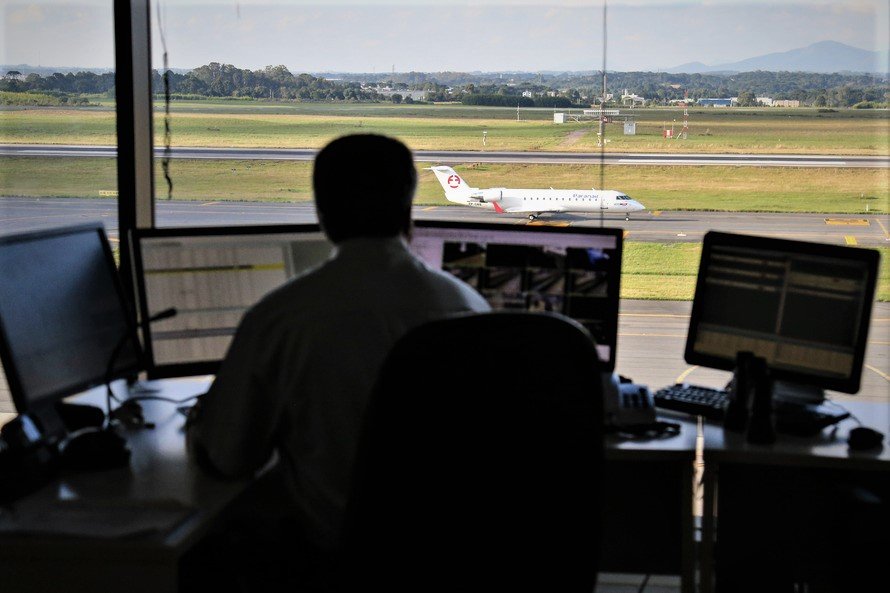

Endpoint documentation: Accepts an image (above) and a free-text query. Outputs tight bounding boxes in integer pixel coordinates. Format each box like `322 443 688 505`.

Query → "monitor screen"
685 232 879 394
133 225 333 378
0 223 141 414
411 221 623 370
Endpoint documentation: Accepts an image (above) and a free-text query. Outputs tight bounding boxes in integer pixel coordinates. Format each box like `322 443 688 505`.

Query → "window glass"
1 0 118 420
145 1 886 401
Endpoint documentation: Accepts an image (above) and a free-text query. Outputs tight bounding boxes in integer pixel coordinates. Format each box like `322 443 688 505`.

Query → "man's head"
313 134 417 244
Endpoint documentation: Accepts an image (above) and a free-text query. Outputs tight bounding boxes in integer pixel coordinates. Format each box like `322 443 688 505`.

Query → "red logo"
447 174 461 189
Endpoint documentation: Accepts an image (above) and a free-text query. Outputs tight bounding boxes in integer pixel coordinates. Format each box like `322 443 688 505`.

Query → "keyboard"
654 383 851 435
653 383 729 420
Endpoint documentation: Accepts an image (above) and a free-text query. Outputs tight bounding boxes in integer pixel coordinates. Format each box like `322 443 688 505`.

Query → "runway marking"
844 235 858 246
875 217 890 240
824 218 869 226
422 206 438 211
675 366 700 383
865 364 890 383
527 221 571 227
651 211 662 216
623 230 630 239
201 201 221 206
619 313 690 318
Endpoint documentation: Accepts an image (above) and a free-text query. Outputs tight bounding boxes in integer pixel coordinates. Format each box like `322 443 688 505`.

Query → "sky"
2 1 888 73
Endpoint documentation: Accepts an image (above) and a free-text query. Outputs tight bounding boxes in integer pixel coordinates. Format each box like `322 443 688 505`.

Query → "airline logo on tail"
428 166 476 201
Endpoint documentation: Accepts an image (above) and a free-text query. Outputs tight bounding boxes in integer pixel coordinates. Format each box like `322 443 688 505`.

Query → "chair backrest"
340 311 606 592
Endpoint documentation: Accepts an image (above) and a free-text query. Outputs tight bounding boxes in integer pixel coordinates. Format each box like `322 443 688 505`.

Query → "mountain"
667 41 886 74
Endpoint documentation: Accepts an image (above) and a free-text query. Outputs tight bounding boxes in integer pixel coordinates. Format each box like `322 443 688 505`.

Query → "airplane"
427 165 646 221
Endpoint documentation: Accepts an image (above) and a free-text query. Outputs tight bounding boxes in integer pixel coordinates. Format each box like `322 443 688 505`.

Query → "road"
3 144 888 168
1 197 888 247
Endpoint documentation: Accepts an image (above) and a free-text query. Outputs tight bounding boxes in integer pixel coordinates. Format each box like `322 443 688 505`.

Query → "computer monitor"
685 231 879 397
0 223 141 434
132 224 333 378
411 220 623 370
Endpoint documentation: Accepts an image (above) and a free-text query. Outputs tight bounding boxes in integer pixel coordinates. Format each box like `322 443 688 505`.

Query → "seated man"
188 134 490 553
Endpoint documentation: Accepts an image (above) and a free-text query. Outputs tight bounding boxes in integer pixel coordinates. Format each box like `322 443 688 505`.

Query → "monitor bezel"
684 231 879 394
131 223 326 379
0 222 142 414
412 219 623 371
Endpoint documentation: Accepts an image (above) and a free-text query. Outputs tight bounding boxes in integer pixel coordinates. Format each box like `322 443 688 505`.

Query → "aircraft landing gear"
528 213 539 221
625 214 630 221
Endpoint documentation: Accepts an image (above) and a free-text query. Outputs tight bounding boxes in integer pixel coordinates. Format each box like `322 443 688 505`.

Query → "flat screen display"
685 231 879 393
411 221 623 370
0 223 140 413
133 225 332 378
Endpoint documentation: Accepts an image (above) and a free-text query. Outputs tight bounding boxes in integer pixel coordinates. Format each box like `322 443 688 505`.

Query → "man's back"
192 236 489 548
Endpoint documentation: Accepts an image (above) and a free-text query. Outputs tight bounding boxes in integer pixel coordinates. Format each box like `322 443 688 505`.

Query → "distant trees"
1 64 885 107
736 90 757 106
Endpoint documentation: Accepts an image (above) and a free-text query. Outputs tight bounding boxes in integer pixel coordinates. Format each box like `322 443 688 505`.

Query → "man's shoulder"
415 262 490 310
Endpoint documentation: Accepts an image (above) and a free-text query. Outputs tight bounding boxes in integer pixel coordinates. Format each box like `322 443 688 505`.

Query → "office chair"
339 311 606 592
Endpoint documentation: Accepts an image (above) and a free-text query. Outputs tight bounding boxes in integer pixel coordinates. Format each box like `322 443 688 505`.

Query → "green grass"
2 157 886 214
878 247 890 302
1 103 887 154
621 243 889 301
621 243 700 300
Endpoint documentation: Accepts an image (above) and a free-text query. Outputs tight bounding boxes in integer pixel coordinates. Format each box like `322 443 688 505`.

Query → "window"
0 0 119 421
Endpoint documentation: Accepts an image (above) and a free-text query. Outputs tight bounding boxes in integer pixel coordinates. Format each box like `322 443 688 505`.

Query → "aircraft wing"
503 206 567 213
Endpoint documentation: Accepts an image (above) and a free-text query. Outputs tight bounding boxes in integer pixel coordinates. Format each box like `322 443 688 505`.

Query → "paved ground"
2 198 888 247
4 144 888 168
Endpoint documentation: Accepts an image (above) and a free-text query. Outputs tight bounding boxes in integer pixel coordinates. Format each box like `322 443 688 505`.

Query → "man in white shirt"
188 134 490 556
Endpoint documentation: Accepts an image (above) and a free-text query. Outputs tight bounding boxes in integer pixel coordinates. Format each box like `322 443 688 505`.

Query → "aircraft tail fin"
426 166 476 201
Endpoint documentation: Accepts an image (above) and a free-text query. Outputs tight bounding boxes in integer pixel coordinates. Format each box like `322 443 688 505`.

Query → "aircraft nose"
632 200 646 211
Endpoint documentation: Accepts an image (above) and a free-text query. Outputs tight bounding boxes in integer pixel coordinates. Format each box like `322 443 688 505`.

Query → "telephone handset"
602 372 657 428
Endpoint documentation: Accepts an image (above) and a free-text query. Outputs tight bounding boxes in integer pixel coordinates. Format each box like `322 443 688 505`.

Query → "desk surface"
0 378 245 553
1 377 699 542
703 400 890 471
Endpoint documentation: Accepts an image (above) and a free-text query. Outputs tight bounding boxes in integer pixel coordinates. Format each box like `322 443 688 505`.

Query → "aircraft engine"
472 189 503 203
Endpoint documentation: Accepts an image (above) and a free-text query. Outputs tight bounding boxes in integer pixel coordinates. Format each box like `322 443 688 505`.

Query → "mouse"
59 428 131 471
848 427 884 451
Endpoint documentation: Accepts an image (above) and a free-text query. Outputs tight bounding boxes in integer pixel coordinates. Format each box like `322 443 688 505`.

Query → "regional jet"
427 166 646 221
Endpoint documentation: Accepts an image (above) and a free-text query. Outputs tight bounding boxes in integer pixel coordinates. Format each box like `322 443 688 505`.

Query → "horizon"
2 1 889 74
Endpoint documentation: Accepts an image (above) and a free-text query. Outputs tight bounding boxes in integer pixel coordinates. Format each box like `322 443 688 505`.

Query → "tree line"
2 63 887 108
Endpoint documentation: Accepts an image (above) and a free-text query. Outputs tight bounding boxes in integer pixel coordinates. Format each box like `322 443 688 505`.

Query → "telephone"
602 372 657 428
0 414 60 504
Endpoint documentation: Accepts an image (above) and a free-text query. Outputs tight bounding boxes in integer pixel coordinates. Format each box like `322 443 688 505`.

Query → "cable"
104 308 177 422
126 394 203 405
157 1 173 201
824 397 862 426
637 573 650 593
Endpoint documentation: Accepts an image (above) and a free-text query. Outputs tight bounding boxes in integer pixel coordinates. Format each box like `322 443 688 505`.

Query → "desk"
604 414 699 593
0 379 700 593
700 401 890 593
0 378 248 593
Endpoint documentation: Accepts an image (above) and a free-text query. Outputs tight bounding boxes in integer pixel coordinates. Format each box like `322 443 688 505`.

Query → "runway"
1 197 887 247
2 143 888 168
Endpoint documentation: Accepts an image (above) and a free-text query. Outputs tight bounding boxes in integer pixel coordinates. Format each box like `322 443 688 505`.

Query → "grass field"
621 243 889 301
2 157 885 214
1 103 887 154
